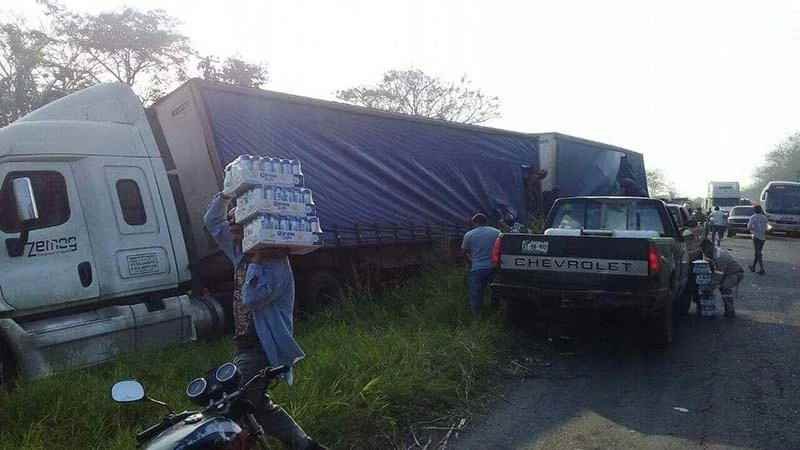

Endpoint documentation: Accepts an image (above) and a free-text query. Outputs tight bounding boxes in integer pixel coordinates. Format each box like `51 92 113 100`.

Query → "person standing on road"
461 213 501 316
747 204 769 275
701 239 744 317
709 206 727 246
203 192 327 450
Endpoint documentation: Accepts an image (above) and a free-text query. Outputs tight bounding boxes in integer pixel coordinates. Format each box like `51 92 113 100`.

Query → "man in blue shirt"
204 192 326 450
461 213 501 315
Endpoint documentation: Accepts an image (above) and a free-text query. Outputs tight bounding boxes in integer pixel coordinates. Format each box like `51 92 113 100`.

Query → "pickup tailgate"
496 234 654 292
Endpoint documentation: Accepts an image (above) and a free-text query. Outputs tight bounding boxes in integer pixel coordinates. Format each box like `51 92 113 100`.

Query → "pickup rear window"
549 198 669 235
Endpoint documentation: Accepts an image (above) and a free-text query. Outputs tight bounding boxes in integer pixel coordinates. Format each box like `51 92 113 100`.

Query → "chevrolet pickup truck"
490 197 693 345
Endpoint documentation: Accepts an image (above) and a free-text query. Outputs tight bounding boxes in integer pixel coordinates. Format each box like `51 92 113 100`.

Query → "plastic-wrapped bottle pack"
223 155 304 196
223 155 321 255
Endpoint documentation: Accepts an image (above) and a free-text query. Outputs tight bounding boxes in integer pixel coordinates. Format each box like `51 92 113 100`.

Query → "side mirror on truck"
6 177 40 257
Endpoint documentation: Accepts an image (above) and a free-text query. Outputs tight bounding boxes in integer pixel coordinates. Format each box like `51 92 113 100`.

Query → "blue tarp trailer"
150 79 647 298
152 79 646 252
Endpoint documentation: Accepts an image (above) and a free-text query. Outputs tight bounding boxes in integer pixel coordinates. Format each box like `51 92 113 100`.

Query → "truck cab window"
116 179 147 226
0 171 70 233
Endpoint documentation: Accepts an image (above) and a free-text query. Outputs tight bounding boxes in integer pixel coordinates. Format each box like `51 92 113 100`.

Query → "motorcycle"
111 362 288 449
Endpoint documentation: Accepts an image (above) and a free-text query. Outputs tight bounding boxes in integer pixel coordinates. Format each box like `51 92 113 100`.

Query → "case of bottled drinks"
235 186 316 224
223 155 322 255
242 215 323 255
223 155 304 197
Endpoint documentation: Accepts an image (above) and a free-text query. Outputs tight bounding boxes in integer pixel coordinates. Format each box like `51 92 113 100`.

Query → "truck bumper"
769 222 800 233
726 224 748 233
3 294 225 380
490 283 669 315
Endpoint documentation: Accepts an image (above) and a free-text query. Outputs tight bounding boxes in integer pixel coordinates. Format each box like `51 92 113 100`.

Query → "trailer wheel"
0 338 16 390
304 271 345 312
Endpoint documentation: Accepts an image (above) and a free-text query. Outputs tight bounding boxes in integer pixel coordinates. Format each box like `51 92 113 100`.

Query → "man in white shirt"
709 206 727 246
747 204 769 275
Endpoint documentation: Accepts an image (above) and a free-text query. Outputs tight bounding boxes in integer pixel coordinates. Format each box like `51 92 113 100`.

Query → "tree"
0 20 95 127
198 55 269 88
336 69 501 125
40 0 193 101
745 132 800 198
647 169 678 199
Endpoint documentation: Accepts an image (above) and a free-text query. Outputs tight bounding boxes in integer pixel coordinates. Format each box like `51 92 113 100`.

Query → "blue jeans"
469 268 495 315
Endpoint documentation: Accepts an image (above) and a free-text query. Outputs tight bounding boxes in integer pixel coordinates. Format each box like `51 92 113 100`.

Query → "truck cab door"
0 163 99 310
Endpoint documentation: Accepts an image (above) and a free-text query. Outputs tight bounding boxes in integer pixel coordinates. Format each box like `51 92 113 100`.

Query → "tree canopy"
336 69 501 125
0 1 271 126
744 132 800 200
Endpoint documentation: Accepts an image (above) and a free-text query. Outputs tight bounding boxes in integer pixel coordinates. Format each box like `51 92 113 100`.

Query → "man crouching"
700 239 744 318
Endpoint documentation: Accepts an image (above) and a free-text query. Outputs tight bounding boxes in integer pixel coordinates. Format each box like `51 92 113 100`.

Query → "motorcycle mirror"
112 380 146 403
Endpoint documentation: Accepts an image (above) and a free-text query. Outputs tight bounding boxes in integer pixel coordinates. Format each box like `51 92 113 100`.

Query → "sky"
8 0 800 197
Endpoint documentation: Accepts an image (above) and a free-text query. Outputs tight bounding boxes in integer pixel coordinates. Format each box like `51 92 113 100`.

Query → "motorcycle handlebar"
135 365 289 444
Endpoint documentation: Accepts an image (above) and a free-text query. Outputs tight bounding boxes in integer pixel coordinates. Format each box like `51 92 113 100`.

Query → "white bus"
760 181 800 235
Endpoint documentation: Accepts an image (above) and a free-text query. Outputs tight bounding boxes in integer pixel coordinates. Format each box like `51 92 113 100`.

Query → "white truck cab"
0 84 222 383
705 181 741 215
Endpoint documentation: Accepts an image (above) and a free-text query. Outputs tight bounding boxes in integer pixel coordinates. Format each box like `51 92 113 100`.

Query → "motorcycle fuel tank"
145 415 245 450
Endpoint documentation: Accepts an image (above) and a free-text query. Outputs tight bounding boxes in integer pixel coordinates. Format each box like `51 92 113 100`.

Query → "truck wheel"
0 339 16 390
304 271 344 313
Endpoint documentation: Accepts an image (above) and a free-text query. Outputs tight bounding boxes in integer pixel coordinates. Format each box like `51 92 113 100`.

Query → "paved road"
456 235 800 450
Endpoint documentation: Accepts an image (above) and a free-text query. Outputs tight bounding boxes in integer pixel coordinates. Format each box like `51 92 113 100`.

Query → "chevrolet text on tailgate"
491 197 693 346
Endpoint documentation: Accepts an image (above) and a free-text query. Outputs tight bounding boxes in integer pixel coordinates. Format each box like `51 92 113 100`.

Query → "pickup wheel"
502 298 532 328
650 299 674 347
677 284 693 316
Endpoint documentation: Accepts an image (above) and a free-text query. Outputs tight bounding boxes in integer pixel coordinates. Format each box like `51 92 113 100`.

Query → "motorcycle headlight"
215 362 241 388
186 377 209 404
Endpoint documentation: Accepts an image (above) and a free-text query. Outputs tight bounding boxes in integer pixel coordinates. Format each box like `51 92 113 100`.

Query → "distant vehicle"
491 196 692 345
705 181 741 215
760 181 800 236
726 205 755 237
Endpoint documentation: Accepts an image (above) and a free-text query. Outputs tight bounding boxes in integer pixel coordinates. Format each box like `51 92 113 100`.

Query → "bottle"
280 217 291 231
240 155 254 174
264 186 273 203
310 217 322 233
292 160 302 175
302 189 313 204
257 157 269 180
282 160 292 176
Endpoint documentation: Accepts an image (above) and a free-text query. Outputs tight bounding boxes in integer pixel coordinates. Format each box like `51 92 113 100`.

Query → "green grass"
0 268 511 449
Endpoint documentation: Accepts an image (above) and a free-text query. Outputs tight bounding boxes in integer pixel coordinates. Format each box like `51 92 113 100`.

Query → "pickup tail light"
648 245 662 274
491 236 503 268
